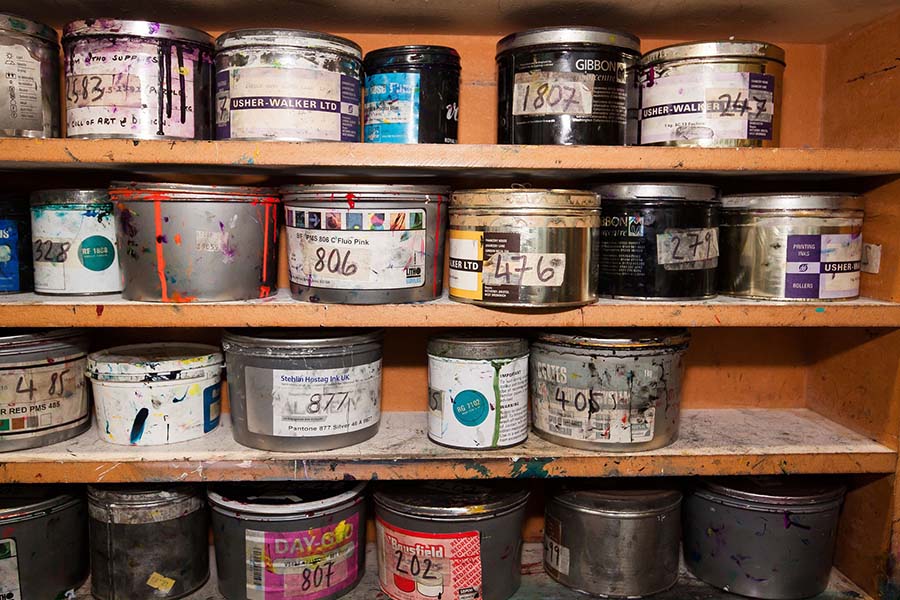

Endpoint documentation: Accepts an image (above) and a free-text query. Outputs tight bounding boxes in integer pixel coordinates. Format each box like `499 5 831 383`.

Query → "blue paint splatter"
130 408 149 444
172 391 188 403
105 421 110 435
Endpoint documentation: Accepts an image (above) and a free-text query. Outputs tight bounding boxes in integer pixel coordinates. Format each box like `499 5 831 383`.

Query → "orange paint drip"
259 285 271 298
262 203 271 282
171 291 198 303
174 234 182 245
153 200 169 302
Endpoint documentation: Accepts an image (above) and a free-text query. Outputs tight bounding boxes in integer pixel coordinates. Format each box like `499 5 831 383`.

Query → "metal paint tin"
0 195 32 293
0 14 59 138
640 40 786 147
496 27 641 145
110 182 280 302
283 184 448 304
30 189 121 295
719 193 864 300
222 328 382 452
208 482 367 600
531 328 689 451
363 45 461 144
215 29 362 141
683 477 845 599
374 482 529 600
88 485 209 600
449 188 600 307
426 333 529 449
86 343 223 446
0 487 89 598
594 183 720 299
0 329 90 452
62 19 214 139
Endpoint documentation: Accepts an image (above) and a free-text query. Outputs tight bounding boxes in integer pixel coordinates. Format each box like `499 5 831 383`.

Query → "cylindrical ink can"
283 184 448 304
496 27 641 145
215 29 362 141
88 485 209 600
86 343 223 446
544 487 682 597
30 189 121 295
375 482 529 600
0 329 91 452
0 14 60 138
531 328 690 451
719 193 864 300
595 183 720 299
62 19 214 139
363 45 461 144
222 328 382 452
0 487 89 598
427 333 529 449
449 188 600 307
0 195 33 294
684 478 845 599
640 40 785 147
208 482 367 600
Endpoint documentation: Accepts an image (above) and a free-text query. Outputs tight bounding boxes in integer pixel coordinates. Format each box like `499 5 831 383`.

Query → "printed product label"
785 233 862 299
641 71 775 143
543 516 570 576
0 219 21 292
0 538 21 600
1 44 42 132
656 227 719 271
364 72 420 143
204 382 222 433
31 204 121 294
65 40 200 137
286 207 427 290
599 213 648 277
0 355 87 437
245 514 360 600
448 230 567 302
246 361 381 437
217 66 360 141
376 518 482 600
428 355 529 448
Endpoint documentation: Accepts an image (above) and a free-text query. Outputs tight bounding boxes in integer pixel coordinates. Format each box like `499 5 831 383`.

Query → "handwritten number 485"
16 369 71 400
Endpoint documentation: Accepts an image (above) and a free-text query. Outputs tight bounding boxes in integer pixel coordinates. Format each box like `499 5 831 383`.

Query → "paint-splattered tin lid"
0 328 89 358
553 489 682 517
88 485 205 523
216 29 362 59
0 487 81 521
222 328 382 357
375 482 530 519
30 189 111 206
427 332 529 360
642 40 786 66
86 343 223 382
110 182 279 203
722 193 864 212
0 13 58 44
208 482 366 518
536 328 690 350
697 477 846 508
452 188 600 210
497 26 640 55
63 19 214 47
595 183 720 204
364 45 461 69
282 184 450 202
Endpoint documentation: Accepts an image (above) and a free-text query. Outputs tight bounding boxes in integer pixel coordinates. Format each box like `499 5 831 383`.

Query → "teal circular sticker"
78 235 116 272
452 390 489 427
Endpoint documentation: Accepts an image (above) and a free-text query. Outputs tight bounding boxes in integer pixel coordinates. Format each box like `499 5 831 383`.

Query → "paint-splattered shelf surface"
2 409 893 482
1 290 898 327
74 543 873 600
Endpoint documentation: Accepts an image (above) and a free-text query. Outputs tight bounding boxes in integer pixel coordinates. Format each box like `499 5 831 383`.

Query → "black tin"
363 45 461 144
0 195 33 294
595 183 720 299
496 27 641 145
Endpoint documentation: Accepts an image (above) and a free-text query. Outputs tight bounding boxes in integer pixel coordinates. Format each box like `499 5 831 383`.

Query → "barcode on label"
251 546 264 587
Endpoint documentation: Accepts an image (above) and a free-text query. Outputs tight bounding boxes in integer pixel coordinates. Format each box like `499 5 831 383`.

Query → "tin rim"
642 40 786 66
110 182 280 203
86 343 223 378
696 477 846 508
216 28 362 59
497 26 641 54
721 193 863 211
452 188 599 209
207 482 365 517
87 484 202 506
30 189 111 206
282 184 450 201
0 488 81 520
553 489 682 517
223 328 383 352
63 19 214 46
536 328 690 350
0 328 88 358
427 333 529 360
595 183 719 203
364 45 461 68
374 482 530 519
0 13 58 44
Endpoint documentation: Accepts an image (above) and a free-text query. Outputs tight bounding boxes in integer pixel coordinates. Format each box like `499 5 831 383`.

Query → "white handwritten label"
483 252 566 287
656 227 719 267
543 538 570 576
513 72 594 116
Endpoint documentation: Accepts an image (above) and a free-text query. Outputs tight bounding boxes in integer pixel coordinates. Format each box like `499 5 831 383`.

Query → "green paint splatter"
490 359 506 447
511 457 554 478
8 18 27 31
463 461 491 477
815 307 826 313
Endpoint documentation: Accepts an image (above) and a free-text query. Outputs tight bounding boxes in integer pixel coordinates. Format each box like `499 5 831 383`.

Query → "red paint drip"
262 203 271 283
170 291 197 303
259 285 271 298
96 305 104 317
153 200 170 302
432 196 443 297
345 193 356 209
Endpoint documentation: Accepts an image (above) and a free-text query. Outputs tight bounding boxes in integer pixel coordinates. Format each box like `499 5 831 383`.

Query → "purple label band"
786 235 821 262
641 102 705 119
785 273 820 299
230 96 343 113
749 73 776 93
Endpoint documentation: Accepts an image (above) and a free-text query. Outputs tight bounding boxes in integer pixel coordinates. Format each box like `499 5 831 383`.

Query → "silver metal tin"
0 329 91 452
215 29 362 141
719 193 864 301
110 182 280 302
684 477 845 599
531 328 690 451
282 184 449 304
0 14 60 138
449 189 600 307
0 487 89 598
640 40 786 147
427 333 530 449
88 485 209 600
222 328 383 452
208 482 367 600
496 27 641 54
545 488 682 597
374 482 529 600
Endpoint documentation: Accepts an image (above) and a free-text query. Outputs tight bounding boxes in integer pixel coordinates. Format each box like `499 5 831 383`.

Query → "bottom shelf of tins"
73 544 872 600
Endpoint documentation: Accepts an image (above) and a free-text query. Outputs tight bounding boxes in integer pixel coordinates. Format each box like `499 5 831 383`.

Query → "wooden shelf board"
1 290 898 328
2 409 893 483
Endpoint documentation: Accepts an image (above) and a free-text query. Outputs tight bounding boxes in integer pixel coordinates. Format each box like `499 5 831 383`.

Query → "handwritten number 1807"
521 83 582 112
